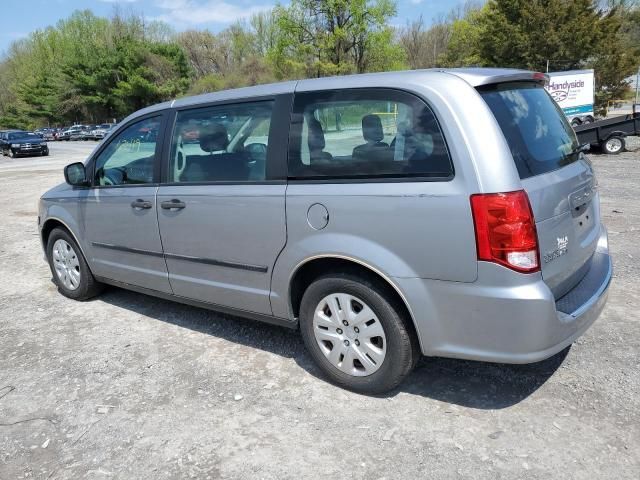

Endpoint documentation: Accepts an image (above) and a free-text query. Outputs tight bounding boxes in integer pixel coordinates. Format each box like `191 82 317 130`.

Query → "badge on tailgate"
544 236 569 264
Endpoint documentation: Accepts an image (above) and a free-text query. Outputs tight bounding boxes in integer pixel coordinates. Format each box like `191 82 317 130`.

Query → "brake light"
533 72 549 85
470 190 540 273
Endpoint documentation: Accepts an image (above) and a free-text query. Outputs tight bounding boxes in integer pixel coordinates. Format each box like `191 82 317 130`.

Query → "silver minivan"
39 68 612 393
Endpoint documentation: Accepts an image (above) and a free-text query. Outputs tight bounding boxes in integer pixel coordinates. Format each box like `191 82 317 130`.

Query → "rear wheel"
46 227 103 300
603 136 625 155
299 273 418 394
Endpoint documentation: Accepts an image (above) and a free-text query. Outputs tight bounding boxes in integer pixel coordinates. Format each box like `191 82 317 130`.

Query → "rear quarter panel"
270 72 524 320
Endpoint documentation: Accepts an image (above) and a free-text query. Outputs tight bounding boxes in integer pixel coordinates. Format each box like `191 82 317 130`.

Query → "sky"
0 0 465 53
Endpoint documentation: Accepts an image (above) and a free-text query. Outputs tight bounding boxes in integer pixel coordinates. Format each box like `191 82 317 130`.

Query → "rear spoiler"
440 69 549 88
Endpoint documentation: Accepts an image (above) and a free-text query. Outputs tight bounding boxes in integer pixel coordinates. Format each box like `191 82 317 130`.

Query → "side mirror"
64 162 89 187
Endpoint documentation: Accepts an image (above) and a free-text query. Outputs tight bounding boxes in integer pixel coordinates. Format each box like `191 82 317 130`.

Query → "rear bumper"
395 224 612 363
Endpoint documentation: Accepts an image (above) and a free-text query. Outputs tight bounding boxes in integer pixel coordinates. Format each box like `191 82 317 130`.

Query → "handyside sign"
545 69 595 123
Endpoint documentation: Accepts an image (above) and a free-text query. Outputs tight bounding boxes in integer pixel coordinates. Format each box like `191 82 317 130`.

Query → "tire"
603 136 625 155
299 273 419 394
46 227 103 300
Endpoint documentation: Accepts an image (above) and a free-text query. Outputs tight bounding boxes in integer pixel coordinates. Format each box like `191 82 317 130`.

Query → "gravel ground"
0 140 639 480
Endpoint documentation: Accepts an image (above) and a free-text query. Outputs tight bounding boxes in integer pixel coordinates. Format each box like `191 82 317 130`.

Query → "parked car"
88 123 116 140
2 131 48 157
57 128 73 141
69 125 88 141
65 127 85 141
43 129 57 141
38 68 612 394
79 126 95 141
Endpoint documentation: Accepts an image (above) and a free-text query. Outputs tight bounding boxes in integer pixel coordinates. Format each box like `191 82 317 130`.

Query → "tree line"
0 0 638 129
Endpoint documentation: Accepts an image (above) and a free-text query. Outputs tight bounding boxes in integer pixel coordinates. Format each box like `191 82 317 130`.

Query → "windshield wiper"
570 143 590 155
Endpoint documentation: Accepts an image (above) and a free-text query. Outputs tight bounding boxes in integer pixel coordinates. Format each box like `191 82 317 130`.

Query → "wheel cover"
606 138 622 152
52 239 81 290
312 293 387 377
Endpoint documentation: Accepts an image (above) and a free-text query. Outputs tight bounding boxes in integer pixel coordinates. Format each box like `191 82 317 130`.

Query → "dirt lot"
1 140 639 479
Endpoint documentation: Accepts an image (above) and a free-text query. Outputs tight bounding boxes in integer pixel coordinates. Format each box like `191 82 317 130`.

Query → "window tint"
94 117 160 186
289 90 452 180
8 132 32 140
169 101 274 183
480 83 579 179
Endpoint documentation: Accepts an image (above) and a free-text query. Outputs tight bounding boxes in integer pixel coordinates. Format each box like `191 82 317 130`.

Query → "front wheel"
46 227 103 300
299 273 419 394
603 136 625 155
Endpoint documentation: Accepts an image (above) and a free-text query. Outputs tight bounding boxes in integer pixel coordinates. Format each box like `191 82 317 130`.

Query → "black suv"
1 131 49 158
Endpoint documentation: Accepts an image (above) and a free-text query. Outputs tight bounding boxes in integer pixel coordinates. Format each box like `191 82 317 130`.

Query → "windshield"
9 132 37 140
480 83 579 179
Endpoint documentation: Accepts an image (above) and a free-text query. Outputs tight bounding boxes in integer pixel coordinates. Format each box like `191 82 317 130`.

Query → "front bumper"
394 224 612 363
11 146 48 156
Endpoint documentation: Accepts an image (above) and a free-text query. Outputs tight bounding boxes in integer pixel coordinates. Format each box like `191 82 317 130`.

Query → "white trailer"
545 69 595 126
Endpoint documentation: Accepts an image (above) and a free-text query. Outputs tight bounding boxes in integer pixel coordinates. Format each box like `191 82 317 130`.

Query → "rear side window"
480 83 580 179
169 101 274 183
288 89 452 180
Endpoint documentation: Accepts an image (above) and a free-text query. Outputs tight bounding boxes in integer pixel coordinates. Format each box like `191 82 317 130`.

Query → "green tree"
473 0 601 71
0 9 192 127
589 5 640 114
441 0 640 115
439 10 485 67
269 0 402 79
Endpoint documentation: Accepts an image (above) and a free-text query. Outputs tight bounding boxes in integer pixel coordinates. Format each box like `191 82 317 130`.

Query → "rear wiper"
570 143 590 155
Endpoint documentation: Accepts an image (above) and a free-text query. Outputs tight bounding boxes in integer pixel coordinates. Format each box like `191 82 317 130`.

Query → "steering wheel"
245 143 268 159
100 168 124 186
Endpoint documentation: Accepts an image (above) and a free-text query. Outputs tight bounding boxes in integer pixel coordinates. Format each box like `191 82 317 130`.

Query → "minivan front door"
83 115 172 294
156 99 289 315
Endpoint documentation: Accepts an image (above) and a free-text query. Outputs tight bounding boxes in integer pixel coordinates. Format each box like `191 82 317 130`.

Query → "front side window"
289 90 452 180
93 117 161 186
169 101 274 183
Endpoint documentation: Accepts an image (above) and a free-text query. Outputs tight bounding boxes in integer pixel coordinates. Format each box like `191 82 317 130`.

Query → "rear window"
480 83 579 179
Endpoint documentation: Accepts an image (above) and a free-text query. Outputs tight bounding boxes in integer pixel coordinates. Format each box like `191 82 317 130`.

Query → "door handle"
160 199 186 210
131 199 152 209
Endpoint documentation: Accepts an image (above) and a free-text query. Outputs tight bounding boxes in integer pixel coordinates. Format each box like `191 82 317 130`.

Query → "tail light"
470 190 540 273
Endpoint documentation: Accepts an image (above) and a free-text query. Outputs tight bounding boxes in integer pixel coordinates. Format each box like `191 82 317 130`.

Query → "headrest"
362 114 384 143
199 124 228 153
307 117 325 151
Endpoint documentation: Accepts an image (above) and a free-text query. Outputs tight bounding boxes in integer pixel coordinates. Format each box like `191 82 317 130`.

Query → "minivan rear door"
480 82 600 298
